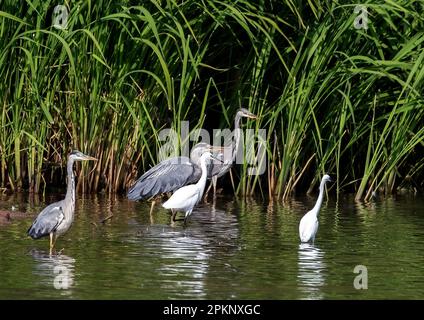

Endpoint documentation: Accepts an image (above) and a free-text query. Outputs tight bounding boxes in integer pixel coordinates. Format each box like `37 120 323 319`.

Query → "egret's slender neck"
312 179 327 216
198 156 209 187
196 156 209 200
64 157 76 218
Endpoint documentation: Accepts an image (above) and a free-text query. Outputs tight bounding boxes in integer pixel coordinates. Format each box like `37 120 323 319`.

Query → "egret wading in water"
204 108 257 199
127 143 223 214
27 150 97 254
162 151 221 225
126 108 257 209
299 174 332 243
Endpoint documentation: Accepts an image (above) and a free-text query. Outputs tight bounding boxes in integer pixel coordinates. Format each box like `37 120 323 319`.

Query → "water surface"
0 193 423 299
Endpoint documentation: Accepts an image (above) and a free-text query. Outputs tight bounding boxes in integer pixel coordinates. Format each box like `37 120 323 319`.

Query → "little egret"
127 108 257 206
162 151 220 225
127 143 223 214
299 174 332 243
27 150 97 254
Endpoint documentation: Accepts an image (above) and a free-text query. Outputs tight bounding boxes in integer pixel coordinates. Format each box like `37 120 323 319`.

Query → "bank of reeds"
0 0 423 200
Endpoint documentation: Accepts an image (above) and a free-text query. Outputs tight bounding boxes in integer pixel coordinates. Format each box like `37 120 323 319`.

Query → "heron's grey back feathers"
27 201 65 239
127 156 202 201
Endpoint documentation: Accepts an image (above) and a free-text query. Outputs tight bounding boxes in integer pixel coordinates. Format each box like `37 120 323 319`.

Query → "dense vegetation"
0 0 423 200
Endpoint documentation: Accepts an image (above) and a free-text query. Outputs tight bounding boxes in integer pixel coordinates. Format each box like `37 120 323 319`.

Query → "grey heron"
299 174 332 243
27 150 97 254
162 151 220 225
204 108 257 198
127 108 256 208
127 143 222 212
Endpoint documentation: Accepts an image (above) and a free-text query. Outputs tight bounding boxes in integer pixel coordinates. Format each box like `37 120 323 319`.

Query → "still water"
0 193 423 299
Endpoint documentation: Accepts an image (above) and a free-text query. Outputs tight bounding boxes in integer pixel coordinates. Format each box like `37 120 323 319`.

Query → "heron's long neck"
233 114 242 162
64 158 76 219
312 179 326 216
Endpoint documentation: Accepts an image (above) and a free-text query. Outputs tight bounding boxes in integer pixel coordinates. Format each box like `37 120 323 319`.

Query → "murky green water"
0 193 423 299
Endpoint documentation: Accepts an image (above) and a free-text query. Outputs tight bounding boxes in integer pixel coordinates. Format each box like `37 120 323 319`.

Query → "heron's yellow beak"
209 145 225 153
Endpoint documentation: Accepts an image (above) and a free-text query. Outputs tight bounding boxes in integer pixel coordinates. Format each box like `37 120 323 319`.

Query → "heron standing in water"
27 150 97 254
127 143 223 214
204 108 257 198
299 174 332 243
162 151 220 225
127 108 257 208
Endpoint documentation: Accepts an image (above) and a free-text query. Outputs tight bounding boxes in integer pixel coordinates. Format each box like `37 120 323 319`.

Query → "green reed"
0 0 423 200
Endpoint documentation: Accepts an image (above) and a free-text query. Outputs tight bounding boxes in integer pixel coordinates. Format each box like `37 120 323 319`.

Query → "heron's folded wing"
27 203 65 239
208 147 233 178
127 156 201 200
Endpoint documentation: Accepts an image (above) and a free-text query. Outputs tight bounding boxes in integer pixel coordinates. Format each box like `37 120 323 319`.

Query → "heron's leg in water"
49 233 55 255
229 169 236 193
49 233 53 249
149 200 156 224
203 181 213 202
149 200 156 215
212 176 217 197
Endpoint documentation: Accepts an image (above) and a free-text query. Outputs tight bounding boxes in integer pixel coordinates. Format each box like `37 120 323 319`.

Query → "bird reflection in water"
29 249 75 296
297 243 326 300
135 203 239 299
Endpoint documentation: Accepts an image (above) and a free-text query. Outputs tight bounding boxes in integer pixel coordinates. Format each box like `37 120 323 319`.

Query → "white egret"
299 174 332 243
127 108 256 204
162 151 219 224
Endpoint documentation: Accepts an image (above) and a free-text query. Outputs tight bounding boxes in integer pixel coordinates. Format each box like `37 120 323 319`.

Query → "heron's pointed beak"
247 113 258 119
83 155 97 161
209 146 225 153
210 154 224 163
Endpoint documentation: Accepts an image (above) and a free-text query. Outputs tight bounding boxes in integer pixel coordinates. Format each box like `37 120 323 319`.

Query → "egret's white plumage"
299 174 331 243
162 152 215 223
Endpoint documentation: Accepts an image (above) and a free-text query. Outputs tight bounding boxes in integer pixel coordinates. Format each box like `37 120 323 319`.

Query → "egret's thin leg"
184 210 192 227
171 209 177 222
